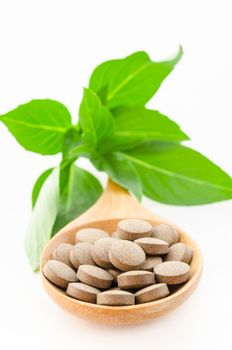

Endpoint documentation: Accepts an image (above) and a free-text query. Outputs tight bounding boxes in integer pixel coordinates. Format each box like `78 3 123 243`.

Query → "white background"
0 0 231 349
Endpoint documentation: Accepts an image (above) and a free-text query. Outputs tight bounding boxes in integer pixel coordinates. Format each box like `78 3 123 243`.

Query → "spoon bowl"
40 181 203 325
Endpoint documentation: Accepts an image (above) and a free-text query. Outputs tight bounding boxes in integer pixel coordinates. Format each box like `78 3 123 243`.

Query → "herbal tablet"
154 261 190 284
66 282 100 303
70 243 95 269
92 237 116 269
117 270 155 290
141 256 162 271
97 289 135 306
77 265 113 289
75 228 109 244
135 237 169 255
51 243 74 267
135 283 170 304
43 260 77 288
165 242 192 264
152 223 179 246
109 239 146 271
117 219 152 240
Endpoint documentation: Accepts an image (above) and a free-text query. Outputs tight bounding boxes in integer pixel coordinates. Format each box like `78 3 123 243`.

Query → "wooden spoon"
40 180 203 325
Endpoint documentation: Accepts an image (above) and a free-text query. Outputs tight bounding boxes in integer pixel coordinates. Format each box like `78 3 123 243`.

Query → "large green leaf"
79 88 115 145
92 152 142 200
32 168 54 208
25 168 59 271
25 163 103 270
89 48 183 109
97 107 189 153
113 107 188 141
0 100 72 155
121 143 232 205
52 163 103 234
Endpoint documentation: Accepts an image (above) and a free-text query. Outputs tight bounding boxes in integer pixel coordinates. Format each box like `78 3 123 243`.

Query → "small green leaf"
62 128 93 161
32 168 54 207
25 168 59 271
121 143 232 205
79 88 115 145
52 164 103 234
92 152 142 200
0 100 72 155
89 47 183 109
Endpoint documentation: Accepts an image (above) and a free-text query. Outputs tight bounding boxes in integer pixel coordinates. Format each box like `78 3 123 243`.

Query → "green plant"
0 47 231 270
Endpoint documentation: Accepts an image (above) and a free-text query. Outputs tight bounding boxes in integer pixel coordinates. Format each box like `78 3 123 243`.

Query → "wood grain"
40 180 203 325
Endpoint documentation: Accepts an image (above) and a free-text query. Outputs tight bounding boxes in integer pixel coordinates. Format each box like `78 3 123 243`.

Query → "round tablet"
117 270 155 290
154 261 190 284
43 260 77 288
107 268 121 283
109 239 146 271
77 265 113 289
75 228 109 244
51 243 74 267
134 237 169 255
135 283 169 304
152 223 179 246
66 282 100 303
117 219 152 240
70 243 95 269
92 237 116 269
97 290 135 306
165 242 192 264
141 256 162 271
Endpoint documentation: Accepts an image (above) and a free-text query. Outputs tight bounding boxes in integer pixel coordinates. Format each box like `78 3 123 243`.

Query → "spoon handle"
57 179 164 236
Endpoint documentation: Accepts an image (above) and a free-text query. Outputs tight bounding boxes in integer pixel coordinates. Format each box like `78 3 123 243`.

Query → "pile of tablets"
43 219 192 306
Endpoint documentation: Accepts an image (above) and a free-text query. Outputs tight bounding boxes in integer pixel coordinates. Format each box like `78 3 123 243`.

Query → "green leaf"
62 128 93 161
120 143 232 205
92 152 142 200
0 100 72 155
25 163 103 270
89 47 183 109
25 168 59 271
32 168 54 208
52 163 103 234
79 88 115 145
97 107 189 153
113 107 189 142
